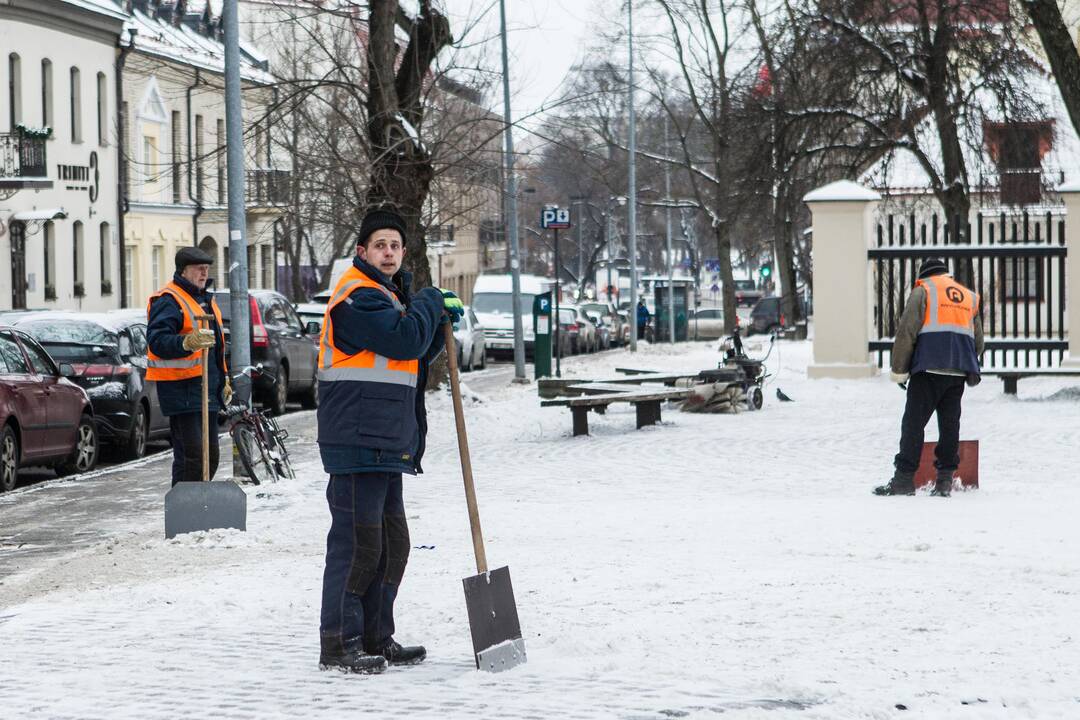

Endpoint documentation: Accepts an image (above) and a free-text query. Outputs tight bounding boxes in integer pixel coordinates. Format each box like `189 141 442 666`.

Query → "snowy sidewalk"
2 340 1080 719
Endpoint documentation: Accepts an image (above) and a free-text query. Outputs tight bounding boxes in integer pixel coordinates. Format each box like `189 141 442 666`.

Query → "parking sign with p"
541 206 571 229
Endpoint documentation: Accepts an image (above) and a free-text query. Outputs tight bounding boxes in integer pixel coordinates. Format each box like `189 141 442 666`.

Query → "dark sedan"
0 327 98 491
10 312 170 459
212 290 319 415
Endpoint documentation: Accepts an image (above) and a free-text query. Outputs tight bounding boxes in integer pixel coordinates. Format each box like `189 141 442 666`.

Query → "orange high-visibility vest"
915 274 980 339
317 266 419 386
145 281 227 382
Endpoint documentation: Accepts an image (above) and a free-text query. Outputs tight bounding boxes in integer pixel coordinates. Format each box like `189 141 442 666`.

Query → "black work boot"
319 648 388 674
367 638 427 666
931 472 953 497
873 471 915 496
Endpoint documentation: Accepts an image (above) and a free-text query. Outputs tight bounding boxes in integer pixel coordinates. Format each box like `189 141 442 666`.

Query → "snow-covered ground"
2 338 1080 719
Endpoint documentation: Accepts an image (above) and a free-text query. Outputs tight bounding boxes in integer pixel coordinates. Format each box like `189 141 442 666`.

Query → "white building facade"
0 0 126 312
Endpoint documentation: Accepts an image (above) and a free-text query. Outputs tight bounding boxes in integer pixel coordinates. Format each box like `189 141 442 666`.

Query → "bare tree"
1024 0 1080 137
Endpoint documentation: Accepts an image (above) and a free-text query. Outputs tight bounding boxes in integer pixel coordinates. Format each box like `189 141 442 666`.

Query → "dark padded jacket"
147 273 227 416
890 282 984 386
317 257 446 475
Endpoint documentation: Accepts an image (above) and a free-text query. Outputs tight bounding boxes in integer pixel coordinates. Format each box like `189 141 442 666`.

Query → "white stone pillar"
804 180 881 379
1060 182 1080 368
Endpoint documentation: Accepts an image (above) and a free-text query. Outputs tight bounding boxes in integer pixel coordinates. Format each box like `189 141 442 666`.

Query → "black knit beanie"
358 208 407 247
917 258 949 279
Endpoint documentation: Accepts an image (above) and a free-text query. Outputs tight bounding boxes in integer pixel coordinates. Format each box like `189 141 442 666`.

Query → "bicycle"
224 366 296 484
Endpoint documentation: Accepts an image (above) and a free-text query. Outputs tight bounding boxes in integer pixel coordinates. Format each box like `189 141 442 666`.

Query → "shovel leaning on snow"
443 321 526 672
164 314 247 539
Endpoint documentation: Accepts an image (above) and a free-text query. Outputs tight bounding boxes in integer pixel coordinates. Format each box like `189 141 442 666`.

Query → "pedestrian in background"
875 258 983 497
636 297 650 340
146 247 232 487
316 208 463 674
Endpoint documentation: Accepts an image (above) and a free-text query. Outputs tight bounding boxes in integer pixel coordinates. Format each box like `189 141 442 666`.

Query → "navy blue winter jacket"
147 273 227 416
317 256 446 475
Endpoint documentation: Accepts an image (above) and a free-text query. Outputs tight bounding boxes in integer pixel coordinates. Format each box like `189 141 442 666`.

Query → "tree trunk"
1026 0 1080 139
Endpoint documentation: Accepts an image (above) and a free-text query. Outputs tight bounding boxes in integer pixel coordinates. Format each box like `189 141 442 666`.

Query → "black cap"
358 208 407 247
917 258 949 279
175 246 214 272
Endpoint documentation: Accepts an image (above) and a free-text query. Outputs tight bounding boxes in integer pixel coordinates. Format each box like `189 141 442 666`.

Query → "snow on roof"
60 0 129 22
859 60 1080 197
124 5 274 84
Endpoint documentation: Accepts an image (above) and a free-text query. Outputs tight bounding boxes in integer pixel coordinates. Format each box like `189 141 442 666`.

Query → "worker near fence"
875 258 984 497
636 297 651 340
316 208 463 674
146 246 231 487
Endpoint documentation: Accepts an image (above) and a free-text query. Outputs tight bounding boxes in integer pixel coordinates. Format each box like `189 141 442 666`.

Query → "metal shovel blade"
462 565 526 672
164 481 247 539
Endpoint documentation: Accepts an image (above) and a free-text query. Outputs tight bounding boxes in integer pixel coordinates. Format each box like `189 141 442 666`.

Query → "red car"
0 327 98 492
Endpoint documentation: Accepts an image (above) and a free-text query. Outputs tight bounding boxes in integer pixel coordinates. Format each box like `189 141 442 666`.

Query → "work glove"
223 378 234 406
438 288 465 323
182 328 216 352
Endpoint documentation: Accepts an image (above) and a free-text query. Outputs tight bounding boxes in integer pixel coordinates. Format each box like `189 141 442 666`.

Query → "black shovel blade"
164 481 247 539
462 565 526 672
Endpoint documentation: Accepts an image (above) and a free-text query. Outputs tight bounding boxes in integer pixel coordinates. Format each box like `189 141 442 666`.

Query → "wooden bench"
537 373 698 399
981 368 1080 395
540 387 692 436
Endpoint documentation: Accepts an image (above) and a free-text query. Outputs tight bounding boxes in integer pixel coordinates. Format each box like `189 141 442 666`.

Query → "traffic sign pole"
553 227 561 377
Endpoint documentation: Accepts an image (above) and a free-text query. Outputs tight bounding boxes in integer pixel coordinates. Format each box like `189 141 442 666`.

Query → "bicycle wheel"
232 422 276 485
260 414 295 480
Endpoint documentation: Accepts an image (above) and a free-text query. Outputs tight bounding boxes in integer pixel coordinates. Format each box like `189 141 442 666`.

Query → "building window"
69 66 81 142
152 246 162 290
96 72 107 145
44 221 56 300
1001 257 1043 302
124 247 134 306
143 135 158 186
261 244 272 289
73 221 85 296
216 118 225 204
171 110 181 203
986 121 1053 205
195 114 204 202
41 59 52 129
8 53 21 129
247 245 256 287
223 246 230 285
100 223 112 294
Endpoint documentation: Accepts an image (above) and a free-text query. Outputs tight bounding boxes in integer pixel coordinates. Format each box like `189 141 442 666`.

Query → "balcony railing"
246 168 291 206
0 132 48 180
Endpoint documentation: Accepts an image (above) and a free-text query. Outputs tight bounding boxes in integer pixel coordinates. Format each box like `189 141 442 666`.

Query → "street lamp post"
627 0 639 352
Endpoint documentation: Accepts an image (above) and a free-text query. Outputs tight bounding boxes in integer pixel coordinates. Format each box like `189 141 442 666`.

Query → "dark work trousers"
894 372 966 475
169 412 219 486
319 472 410 656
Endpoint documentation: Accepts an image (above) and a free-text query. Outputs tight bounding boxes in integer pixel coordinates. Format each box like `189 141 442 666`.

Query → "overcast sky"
442 0 624 130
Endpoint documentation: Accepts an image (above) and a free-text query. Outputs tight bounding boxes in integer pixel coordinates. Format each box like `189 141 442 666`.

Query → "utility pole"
627 0 639 352
664 115 674 345
499 0 527 382
223 0 251 406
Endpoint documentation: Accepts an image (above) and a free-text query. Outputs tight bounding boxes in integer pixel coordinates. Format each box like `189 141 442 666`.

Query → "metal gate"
869 211 1067 369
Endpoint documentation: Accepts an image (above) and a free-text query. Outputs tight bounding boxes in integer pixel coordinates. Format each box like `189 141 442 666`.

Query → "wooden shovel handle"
195 314 212 483
444 320 488 574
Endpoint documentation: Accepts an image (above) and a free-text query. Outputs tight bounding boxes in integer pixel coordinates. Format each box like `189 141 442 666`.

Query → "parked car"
453 306 487 372
748 296 783 335
554 308 578 357
0 327 99 491
734 279 763 307
580 302 624 346
212 289 320 415
9 312 169 460
689 307 726 340
583 311 612 350
560 306 597 353
615 310 632 344
294 302 328 341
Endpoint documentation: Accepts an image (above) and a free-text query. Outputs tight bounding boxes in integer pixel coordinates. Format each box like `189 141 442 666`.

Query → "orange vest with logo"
915 274 979 337
317 266 419 387
145 281 227 382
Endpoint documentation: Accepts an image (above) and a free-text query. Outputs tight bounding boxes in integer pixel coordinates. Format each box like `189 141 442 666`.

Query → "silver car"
689 307 726 340
453 306 487 371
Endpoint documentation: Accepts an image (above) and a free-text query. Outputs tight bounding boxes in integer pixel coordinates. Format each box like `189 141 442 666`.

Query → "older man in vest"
316 208 463 674
875 258 984 497
147 247 231 487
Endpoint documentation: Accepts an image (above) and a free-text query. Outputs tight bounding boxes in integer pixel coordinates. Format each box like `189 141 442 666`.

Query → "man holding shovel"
147 247 232 486
316 208 463 674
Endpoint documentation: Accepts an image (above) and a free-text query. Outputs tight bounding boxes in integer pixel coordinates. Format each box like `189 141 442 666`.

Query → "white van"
472 274 555 357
